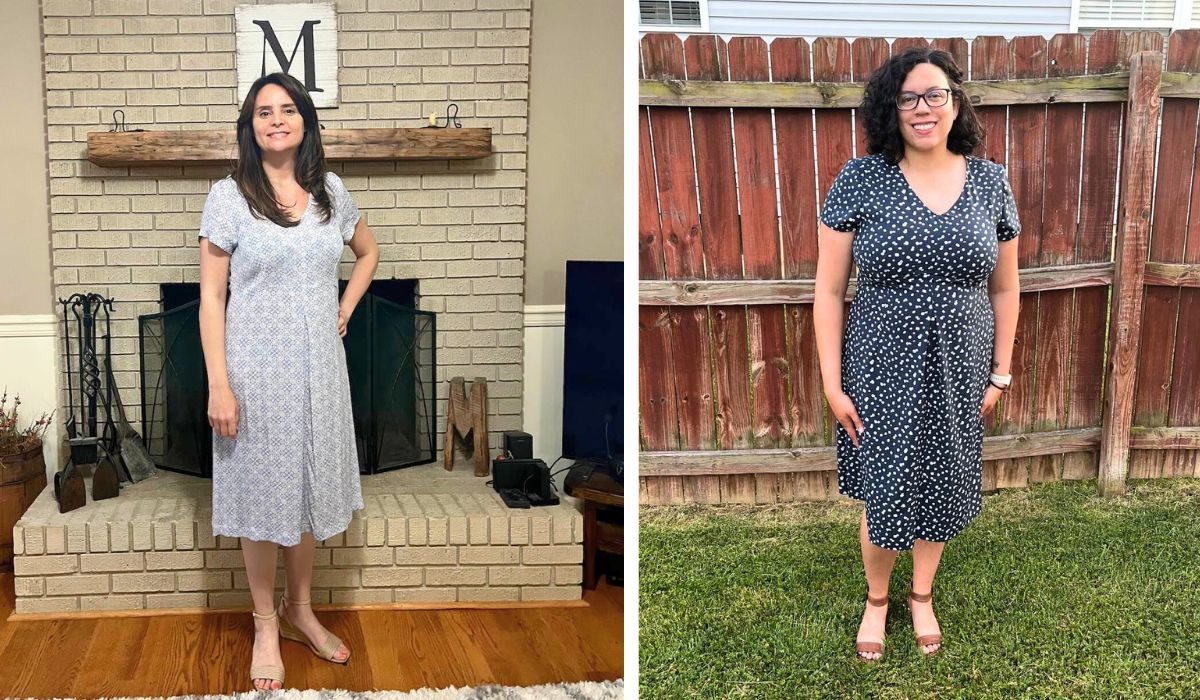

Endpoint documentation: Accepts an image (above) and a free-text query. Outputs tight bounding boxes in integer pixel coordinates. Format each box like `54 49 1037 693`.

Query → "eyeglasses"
895 88 954 111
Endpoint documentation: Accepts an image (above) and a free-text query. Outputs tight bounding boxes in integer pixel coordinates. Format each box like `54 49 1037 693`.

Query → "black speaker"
491 457 558 506
503 430 533 459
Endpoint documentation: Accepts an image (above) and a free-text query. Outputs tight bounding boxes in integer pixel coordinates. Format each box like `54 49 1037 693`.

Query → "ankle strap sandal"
277 595 350 664
855 593 889 662
249 609 285 688
907 589 942 656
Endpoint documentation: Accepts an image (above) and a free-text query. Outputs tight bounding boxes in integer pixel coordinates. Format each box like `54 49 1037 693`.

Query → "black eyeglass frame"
894 87 957 111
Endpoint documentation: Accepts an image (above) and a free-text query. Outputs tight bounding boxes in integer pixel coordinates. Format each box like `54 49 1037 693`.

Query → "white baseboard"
0 315 62 475
522 304 565 470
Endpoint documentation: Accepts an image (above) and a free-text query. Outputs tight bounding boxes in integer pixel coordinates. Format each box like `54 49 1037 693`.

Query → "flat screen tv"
561 260 623 463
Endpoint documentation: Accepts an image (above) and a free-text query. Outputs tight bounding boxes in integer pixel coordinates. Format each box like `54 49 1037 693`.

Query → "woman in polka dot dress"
813 48 1021 662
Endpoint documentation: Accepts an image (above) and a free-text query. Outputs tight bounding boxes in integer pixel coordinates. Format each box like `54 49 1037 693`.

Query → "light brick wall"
41 0 531 454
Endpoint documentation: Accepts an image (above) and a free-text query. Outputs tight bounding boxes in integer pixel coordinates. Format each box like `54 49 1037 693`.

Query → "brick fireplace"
13 0 585 615
44 0 530 448
13 469 582 614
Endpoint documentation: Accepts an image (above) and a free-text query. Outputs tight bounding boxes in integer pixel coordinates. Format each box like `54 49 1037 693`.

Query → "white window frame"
637 0 710 33
1070 0 1197 32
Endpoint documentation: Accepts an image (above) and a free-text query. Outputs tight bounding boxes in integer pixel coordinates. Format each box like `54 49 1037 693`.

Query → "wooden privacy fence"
637 29 1200 506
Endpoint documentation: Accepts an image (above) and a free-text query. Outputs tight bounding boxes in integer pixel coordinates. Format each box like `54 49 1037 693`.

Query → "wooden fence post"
1097 50 1163 496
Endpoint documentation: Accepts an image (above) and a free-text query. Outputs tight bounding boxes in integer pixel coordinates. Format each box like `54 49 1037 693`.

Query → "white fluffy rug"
26 681 624 700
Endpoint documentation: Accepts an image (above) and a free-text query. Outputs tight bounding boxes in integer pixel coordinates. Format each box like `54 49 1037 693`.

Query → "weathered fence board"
639 262 1115 305
1130 31 1198 480
1163 31 1200 479
1098 49 1162 495
1032 34 1084 483
1063 30 1123 482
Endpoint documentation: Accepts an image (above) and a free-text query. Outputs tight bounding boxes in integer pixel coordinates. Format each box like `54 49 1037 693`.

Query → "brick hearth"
11 467 582 616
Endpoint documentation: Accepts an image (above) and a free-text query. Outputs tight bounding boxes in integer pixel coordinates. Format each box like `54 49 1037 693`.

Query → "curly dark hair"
860 47 983 164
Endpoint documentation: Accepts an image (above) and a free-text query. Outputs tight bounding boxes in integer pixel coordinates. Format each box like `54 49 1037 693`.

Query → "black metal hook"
425 103 463 129
108 109 145 133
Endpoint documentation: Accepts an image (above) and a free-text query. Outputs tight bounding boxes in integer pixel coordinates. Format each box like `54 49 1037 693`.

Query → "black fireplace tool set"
55 293 156 513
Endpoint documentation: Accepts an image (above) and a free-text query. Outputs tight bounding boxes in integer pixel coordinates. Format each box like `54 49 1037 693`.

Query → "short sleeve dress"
819 154 1020 551
199 171 365 546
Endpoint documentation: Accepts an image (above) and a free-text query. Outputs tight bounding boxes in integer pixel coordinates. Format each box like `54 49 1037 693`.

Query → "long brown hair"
234 72 333 227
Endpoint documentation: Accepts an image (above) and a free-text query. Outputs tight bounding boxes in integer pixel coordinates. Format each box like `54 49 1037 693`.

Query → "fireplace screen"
139 292 436 476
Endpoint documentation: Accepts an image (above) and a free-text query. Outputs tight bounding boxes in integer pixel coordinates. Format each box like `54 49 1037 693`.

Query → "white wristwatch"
989 373 1012 390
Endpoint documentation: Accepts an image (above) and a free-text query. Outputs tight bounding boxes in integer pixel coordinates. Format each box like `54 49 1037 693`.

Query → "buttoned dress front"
199 171 364 546
819 154 1021 551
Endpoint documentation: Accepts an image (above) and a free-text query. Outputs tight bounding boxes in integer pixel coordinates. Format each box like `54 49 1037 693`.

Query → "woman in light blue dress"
198 72 380 690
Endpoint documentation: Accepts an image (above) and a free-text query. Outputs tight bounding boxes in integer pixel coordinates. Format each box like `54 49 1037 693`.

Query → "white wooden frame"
637 0 710 33
1071 0 1197 32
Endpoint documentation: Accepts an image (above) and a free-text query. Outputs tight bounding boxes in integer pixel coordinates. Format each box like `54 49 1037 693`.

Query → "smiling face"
896 62 959 155
252 83 305 155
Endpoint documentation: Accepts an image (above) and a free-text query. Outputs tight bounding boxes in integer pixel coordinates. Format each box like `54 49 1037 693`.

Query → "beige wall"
525 0 623 306
1 0 53 316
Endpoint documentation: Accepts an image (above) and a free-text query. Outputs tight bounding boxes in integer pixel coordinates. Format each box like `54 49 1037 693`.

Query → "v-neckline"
283 191 312 225
896 155 970 218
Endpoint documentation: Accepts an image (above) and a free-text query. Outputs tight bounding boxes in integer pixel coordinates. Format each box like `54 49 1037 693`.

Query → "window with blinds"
639 0 704 28
1077 0 1196 28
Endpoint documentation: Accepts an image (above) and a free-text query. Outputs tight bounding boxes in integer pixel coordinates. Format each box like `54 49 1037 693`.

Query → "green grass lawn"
639 479 1200 699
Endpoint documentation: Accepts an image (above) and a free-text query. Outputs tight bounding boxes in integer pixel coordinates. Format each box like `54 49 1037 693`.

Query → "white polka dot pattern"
198 171 364 546
819 154 1020 551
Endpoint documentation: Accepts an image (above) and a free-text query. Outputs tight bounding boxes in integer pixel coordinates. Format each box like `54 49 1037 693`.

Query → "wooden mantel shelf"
87 127 492 166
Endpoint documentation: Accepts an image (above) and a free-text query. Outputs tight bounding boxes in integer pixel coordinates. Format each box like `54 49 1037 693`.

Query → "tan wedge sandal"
855 593 889 662
278 595 350 664
907 589 942 657
249 609 285 689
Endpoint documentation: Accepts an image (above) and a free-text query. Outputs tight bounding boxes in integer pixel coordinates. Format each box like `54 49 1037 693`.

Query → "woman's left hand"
980 384 1003 418
337 309 349 337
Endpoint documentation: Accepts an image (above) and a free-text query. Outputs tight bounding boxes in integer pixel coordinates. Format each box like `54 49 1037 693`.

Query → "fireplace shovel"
104 356 156 483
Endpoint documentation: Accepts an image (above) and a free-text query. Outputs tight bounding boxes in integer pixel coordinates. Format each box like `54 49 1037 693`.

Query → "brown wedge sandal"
249 609 285 690
907 589 942 657
278 595 350 664
855 593 889 662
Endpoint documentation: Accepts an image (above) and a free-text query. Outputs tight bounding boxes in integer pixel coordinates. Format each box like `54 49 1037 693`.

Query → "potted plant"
1 390 53 570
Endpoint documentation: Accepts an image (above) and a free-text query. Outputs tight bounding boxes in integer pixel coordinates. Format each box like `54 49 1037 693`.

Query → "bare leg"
242 538 283 690
280 532 350 661
910 538 945 655
857 510 898 660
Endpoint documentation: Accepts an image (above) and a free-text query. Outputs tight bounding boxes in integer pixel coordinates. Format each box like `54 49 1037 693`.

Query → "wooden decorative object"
87 127 492 167
236 3 339 108
444 376 490 477
0 444 48 571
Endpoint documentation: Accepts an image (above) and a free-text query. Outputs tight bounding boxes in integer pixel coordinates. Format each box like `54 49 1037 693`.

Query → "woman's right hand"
208 385 239 439
827 390 864 449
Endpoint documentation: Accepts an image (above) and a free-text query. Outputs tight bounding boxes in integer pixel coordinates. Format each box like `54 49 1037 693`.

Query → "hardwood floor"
0 573 624 697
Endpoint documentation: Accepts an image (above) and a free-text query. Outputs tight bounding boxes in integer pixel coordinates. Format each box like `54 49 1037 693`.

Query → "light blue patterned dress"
199 171 364 545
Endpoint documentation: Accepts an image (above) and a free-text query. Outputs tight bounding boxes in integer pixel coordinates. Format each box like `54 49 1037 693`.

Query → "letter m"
252 19 324 93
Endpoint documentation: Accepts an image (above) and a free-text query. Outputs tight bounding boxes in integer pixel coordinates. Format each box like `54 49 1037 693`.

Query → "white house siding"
692 0 1073 38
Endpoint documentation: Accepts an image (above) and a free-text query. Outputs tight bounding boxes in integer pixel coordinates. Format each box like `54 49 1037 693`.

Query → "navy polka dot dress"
819 153 1020 551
